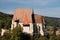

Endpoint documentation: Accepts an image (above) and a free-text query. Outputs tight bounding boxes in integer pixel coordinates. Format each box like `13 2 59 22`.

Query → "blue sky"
0 0 60 18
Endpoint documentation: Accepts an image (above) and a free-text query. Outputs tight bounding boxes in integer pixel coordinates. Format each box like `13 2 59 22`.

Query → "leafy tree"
55 35 60 40
49 34 56 40
4 19 11 29
10 26 22 40
38 36 48 40
0 12 12 29
1 31 11 40
0 26 22 40
0 20 5 28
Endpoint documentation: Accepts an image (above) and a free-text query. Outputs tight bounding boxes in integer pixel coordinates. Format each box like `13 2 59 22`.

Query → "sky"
0 0 60 18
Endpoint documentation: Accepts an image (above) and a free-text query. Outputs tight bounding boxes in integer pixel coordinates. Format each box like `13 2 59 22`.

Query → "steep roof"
13 8 32 24
34 14 44 23
12 8 45 24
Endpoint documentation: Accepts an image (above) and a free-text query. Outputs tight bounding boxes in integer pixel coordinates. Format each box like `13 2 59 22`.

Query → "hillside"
0 12 60 29
44 16 60 27
0 12 13 29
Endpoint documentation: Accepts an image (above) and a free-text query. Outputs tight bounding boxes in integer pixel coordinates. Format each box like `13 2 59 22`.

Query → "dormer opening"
23 24 30 27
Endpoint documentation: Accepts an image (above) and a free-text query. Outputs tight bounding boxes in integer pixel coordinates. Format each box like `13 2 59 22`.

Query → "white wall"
11 20 17 30
11 21 45 36
37 23 45 36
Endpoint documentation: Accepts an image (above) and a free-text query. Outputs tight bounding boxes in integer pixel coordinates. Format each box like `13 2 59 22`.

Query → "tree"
0 25 22 40
38 36 48 40
49 34 56 40
4 19 11 29
1 31 11 40
10 26 22 40
55 35 60 40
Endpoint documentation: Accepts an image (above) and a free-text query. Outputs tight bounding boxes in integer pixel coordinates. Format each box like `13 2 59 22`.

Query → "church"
11 8 45 36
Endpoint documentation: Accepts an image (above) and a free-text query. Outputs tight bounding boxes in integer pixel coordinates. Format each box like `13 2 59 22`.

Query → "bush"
10 26 22 40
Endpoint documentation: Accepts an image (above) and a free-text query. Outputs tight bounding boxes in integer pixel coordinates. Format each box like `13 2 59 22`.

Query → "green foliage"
1 31 11 40
10 26 22 40
49 35 56 40
0 26 22 40
44 16 60 27
0 12 12 29
38 36 48 40
4 19 12 29
55 35 60 40
46 26 55 31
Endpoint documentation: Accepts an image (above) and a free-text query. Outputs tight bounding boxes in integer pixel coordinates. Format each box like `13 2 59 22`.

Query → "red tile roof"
13 8 44 24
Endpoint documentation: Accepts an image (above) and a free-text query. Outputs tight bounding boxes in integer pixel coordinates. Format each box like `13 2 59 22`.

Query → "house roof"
12 8 45 24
